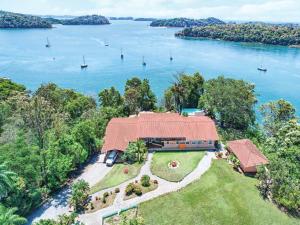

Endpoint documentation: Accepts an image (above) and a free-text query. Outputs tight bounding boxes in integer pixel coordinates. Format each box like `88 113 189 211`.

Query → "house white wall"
162 140 216 150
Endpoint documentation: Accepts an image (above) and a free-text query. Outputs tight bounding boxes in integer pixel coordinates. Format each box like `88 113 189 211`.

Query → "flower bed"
124 176 158 200
168 160 180 169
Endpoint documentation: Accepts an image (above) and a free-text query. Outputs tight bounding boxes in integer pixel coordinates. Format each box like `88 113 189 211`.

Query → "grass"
104 208 138 225
139 160 299 225
90 163 143 194
151 151 206 182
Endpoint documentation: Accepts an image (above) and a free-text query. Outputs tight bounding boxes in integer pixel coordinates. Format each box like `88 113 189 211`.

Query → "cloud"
1 0 300 22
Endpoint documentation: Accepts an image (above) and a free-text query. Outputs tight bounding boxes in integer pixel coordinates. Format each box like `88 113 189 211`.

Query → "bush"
115 188 120 193
134 186 142 196
125 183 135 196
90 202 94 210
103 192 109 198
153 180 158 184
123 167 129 174
141 175 150 187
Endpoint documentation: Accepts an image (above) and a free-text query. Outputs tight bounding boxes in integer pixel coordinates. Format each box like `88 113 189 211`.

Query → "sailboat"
105 40 109 47
121 48 124 60
81 56 88 69
45 38 51 48
142 56 146 67
170 51 173 61
257 57 267 72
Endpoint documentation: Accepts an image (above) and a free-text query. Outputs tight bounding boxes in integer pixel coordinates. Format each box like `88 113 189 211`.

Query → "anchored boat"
81 56 88 69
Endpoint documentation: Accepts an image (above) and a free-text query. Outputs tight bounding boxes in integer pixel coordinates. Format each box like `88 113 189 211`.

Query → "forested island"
175 23 300 46
60 15 110 25
0 11 52 28
134 18 157 22
150 17 225 27
109 17 133 20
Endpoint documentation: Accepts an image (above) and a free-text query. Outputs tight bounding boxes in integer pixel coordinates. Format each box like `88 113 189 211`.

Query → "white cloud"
1 0 300 22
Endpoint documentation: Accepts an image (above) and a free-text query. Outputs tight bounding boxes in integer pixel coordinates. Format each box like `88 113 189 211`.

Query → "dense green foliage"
69 180 90 211
150 17 225 27
0 164 16 199
61 15 110 25
122 141 147 163
109 17 133 20
199 76 257 130
176 24 300 46
0 11 52 28
134 18 156 22
0 81 122 218
98 87 124 108
164 72 204 112
124 77 157 115
0 205 27 225
34 213 78 225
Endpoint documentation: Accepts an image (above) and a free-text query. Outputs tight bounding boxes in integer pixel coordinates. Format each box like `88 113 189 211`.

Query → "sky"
1 0 300 23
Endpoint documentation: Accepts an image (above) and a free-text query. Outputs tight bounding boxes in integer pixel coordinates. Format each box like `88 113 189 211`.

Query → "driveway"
27 154 112 224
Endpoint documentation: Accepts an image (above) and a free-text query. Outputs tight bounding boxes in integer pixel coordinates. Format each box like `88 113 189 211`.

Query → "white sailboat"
81 56 88 69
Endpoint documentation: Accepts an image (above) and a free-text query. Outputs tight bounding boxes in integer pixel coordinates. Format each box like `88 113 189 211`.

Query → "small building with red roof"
102 112 219 155
227 139 268 173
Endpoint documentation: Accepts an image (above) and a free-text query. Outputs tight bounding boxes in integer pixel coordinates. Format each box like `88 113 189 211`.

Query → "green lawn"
140 160 299 225
90 163 143 194
151 151 206 182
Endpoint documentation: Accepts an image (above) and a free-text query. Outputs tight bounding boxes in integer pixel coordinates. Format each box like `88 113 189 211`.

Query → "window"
192 141 196 144
166 141 169 144
198 141 202 144
208 140 212 144
176 141 179 144
186 141 190 144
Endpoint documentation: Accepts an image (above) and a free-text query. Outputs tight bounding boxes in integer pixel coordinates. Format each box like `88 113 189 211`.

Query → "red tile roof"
102 112 219 153
227 139 268 172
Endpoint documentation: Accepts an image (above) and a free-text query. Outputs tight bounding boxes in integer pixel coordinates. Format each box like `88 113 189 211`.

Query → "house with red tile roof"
227 139 268 173
102 112 219 155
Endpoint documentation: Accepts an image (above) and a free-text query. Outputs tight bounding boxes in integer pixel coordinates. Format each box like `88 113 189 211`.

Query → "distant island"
109 17 133 20
175 23 300 46
150 17 225 27
0 11 51 28
60 15 110 25
134 18 157 22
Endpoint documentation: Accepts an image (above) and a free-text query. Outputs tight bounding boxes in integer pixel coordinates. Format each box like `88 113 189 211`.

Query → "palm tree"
136 140 147 163
0 206 27 225
171 74 185 113
0 163 16 199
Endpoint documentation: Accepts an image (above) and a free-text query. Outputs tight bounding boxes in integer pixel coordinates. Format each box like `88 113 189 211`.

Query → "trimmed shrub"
134 186 142 196
153 180 158 184
103 192 109 198
125 183 135 196
141 175 150 187
102 197 106 204
115 187 120 193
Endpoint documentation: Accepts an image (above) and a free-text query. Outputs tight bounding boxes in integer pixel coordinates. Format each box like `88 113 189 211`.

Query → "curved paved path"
27 154 112 224
78 151 216 225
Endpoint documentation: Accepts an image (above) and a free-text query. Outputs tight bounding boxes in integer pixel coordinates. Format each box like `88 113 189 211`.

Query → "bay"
0 20 300 112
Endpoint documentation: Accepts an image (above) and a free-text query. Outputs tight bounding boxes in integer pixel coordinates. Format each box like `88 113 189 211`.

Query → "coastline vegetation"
150 17 225 27
0 71 299 223
176 23 300 46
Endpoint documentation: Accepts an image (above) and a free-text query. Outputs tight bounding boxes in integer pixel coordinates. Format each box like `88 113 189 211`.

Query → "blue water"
1 20 300 113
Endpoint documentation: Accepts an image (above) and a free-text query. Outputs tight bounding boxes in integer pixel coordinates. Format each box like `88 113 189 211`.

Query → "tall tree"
260 99 296 136
0 205 27 225
0 163 16 199
98 87 123 108
199 76 257 130
165 72 204 112
124 77 156 115
69 179 90 212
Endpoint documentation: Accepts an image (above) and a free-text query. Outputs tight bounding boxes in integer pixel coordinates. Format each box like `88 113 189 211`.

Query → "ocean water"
0 20 300 113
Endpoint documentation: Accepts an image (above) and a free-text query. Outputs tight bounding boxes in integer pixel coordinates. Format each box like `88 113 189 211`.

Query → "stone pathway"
78 151 216 225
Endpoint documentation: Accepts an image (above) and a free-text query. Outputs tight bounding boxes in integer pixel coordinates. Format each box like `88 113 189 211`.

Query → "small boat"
81 56 88 69
170 51 173 61
142 56 146 66
121 48 124 60
45 38 51 48
257 66 267 72
105 40 109 47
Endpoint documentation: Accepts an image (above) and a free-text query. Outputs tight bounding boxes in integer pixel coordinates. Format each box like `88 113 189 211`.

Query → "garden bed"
104 208 138 225
85 191 117 213
124 180 158 200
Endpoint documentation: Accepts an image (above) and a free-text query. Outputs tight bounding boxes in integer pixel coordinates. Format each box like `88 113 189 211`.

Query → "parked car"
106 151 118 166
